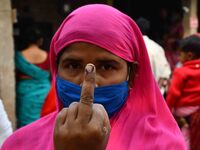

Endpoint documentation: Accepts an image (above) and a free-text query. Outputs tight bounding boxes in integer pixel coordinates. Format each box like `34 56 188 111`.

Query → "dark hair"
135 17 150 35
20 25 43 49
179 35 200 58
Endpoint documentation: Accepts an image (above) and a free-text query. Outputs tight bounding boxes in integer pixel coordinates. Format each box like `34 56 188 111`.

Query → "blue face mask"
56 76 129 117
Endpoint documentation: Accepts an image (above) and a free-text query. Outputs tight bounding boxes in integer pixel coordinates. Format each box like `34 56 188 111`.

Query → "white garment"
0 99 13 147
143 35 171 81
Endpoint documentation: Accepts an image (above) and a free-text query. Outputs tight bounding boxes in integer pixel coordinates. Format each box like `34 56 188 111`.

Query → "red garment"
167 59 200 109
190 109 200 150
40 82 56 117
35 55 50 71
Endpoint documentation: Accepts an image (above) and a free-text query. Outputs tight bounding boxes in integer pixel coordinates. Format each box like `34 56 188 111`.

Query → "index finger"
78 63 96 121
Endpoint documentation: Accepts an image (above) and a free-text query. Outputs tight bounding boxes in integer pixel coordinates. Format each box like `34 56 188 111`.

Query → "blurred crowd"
136 17 200 150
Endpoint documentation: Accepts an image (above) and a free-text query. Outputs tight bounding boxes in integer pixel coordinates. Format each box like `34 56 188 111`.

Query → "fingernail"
85 64 94 74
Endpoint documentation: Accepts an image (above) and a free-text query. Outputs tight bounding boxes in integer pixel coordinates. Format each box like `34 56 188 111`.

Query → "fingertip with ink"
85 64 95 74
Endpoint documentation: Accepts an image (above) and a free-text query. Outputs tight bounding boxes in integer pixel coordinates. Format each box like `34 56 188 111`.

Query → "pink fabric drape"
1 4 186 150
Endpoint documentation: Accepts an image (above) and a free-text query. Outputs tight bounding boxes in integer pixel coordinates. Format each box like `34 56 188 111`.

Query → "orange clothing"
40 82 57 117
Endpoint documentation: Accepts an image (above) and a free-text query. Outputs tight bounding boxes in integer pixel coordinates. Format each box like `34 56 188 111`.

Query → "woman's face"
57 42 129 87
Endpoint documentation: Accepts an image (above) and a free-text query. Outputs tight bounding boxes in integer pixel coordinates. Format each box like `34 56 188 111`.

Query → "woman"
15 25 51 128
2 4 186 149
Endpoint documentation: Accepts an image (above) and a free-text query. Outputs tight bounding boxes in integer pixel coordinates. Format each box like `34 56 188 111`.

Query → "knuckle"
94 103 104 109
55 108 68 124
80 95 93 105
56 109 65 119
69 101 78 107
94 104 106 114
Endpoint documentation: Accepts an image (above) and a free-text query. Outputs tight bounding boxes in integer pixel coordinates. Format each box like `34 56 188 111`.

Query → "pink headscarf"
1 4 186 150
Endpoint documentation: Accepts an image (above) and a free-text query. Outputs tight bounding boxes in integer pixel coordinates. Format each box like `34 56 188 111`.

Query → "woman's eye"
100 64 114 71
66 63 81 70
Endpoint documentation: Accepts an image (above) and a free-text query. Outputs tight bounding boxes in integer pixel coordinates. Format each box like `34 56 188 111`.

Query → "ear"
128 62 138 88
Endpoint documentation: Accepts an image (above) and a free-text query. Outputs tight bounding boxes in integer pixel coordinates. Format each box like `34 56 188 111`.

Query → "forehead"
58 42 125 63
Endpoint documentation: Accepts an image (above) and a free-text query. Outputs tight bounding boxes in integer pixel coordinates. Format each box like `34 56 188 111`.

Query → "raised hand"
54 64 110 150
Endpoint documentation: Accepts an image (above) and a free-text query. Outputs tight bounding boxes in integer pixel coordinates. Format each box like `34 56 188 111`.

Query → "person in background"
2 4 186 150
0 98 12 147
166 34 200 150
15 25 51 128
136 17 171 95
163 11 184 72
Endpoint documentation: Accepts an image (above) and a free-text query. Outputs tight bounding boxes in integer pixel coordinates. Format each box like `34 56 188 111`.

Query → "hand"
54 64 111 150
158 78 169 88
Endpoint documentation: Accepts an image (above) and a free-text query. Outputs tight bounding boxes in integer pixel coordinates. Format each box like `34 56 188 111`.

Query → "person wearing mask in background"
136 17 171 96
15 25 51 128
0 98 12 147
166 34 200 150
2 4 186 150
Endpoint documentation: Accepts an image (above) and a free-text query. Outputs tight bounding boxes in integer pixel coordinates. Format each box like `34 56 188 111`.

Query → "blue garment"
56 76 129 117
15 51 51 128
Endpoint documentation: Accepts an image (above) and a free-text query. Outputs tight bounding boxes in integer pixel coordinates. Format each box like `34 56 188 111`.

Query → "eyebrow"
61 58 83 64
95 59 121 65
60 56 122 66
